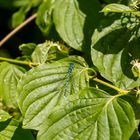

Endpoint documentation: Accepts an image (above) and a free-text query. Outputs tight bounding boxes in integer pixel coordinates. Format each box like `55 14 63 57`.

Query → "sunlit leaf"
101 3 135 12
17 56 89 130
101 3 140 16
53 0 101 51
0 110 11 122
31 41 68 64
37 87 136 140
0 118 34 140
0 62 26 108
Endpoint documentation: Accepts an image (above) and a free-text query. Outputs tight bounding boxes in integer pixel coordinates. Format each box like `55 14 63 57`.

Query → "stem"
0 13 37 47
93 77 129 94
0 57 38 67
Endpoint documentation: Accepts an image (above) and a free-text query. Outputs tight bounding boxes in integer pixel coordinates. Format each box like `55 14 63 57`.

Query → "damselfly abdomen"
64 63 74 96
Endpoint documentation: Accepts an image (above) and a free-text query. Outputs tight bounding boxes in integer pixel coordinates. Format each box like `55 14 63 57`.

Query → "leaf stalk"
0 57 38 67
92 77 129 94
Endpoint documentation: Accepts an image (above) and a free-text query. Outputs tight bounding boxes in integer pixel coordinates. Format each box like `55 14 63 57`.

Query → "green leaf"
101 3 140 16
19 43 36 56
12 5 31 28
31 41 68 64
17 56 89 130
37 87 136 140
0 110 11 122
13 0 31 7
0 118 35 140
36 0 54 35
91 14 140 89
0 62 26 108
101 3 135 13
53 0 101 51
130 128 140 140
0 0 29 9
121 92 140 119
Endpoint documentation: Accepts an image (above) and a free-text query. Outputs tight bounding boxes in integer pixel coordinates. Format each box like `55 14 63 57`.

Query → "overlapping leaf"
31 41 68 64
19 43 36 56
12 5 31 28
0 118 34 140
53 0 101 51
0 110 11 122
0 62 26 108
101 3 140 17
12 0 42 27
16 56 89 130
91 14 140 89
37 87 136 140
36 0 55 35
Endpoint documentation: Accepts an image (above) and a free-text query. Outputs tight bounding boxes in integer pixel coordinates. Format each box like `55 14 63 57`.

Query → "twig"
0 57 38 67
93 77 129 94
0 13 37 47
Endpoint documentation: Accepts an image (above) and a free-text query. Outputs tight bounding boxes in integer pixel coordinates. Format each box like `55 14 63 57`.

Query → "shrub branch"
93 77 129 94
0 13 37 47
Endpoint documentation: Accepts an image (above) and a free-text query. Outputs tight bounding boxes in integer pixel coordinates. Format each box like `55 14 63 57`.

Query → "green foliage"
1 0 140 139
91 13 140 89
12 6 31 28
53 0 101 51
36 0 54 35
31 41 69 64
11 0 42 28
17 56 89 130
0 62 26 108
0 120 35 140
38 87 136 140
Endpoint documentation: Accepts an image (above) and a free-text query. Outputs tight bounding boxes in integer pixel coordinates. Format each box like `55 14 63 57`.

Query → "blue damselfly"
64 63 74 96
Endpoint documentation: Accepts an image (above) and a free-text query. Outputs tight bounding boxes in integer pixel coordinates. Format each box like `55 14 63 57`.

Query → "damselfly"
64 63 74 96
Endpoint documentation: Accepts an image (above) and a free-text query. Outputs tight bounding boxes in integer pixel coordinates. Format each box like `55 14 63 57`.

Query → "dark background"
0 0 129 58
0 1 44 58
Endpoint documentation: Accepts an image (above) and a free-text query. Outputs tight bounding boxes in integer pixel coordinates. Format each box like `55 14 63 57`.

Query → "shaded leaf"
0 110 11 122
101 3 140 16
36 0 55 35
121 92 140 119
31 41 68 64
91 13 140 89
0 62 26 108
0 0 29 9
38 87 136 140
12 5 31 28
130 128 140 140
0 118 35 140
19 43 36 56
17 56 89 130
